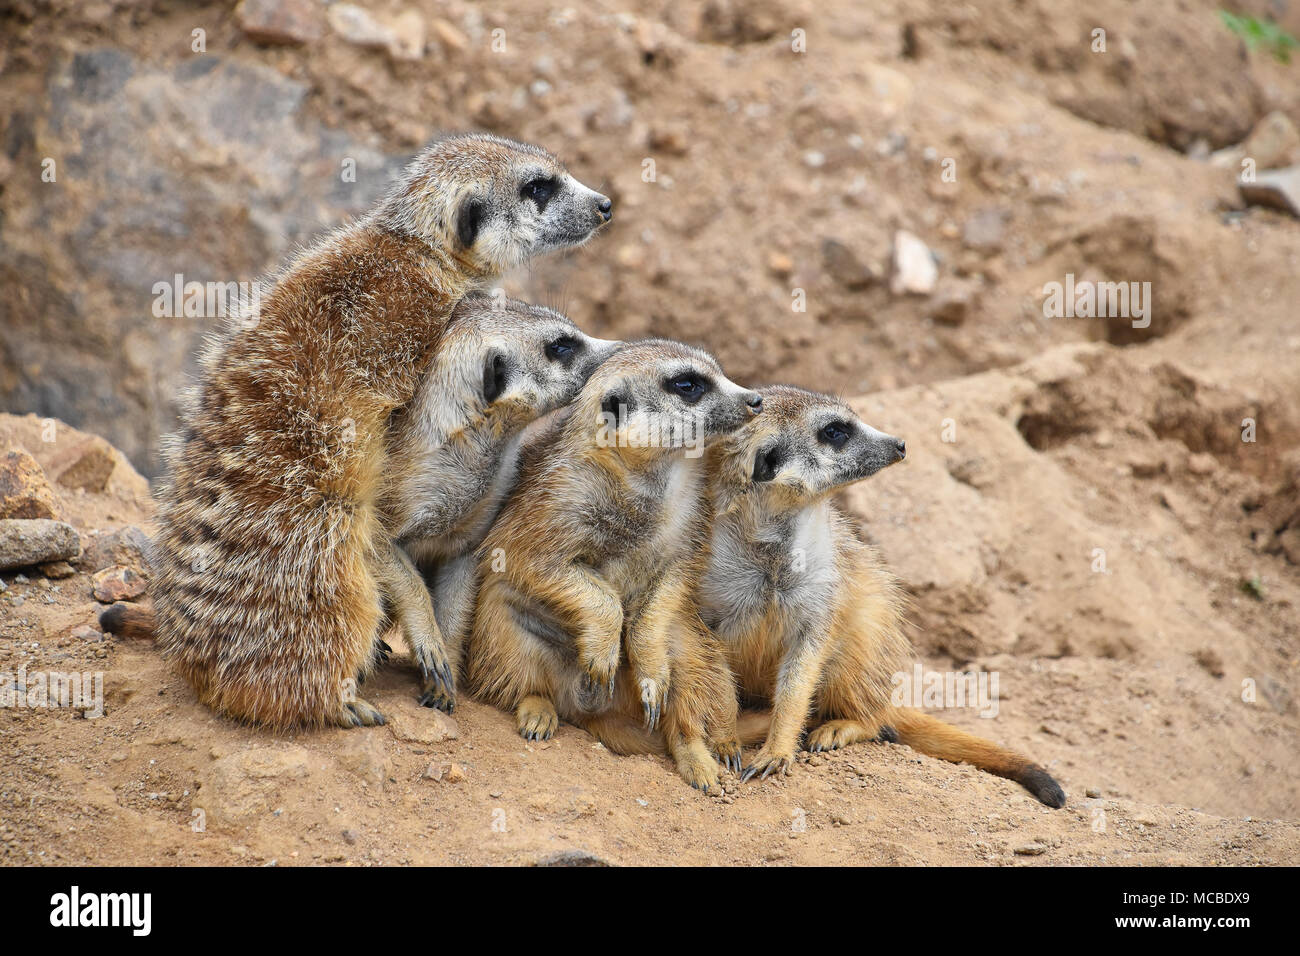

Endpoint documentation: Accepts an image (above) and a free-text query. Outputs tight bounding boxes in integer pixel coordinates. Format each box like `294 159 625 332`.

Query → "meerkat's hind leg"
668 734 721 794
805 717 895 753
332 697 387 728
376 542 456 712
517 695 559 741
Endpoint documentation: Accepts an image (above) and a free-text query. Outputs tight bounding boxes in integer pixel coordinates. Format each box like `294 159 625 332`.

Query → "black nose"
598 198 612 222
746 395 763 414
894 438 906 460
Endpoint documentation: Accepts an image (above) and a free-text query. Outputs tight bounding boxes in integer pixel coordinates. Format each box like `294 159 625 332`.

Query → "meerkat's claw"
375 638 393 664
637 676 668 731
414 645 456 712
578 668 616 707
418 684 455 713
516 696 558 742
713 738 744 774
741 748 792 783
334 698 385 728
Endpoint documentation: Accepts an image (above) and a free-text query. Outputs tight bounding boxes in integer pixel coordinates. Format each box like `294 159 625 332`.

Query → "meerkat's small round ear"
457 195 485 248
483 353 509 403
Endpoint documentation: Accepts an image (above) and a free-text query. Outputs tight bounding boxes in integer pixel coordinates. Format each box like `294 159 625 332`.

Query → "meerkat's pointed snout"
597 196 613 223
857 425 906 478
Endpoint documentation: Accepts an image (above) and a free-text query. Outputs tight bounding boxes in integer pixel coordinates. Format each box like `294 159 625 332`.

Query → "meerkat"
377 291 621 707
100 293 620 691
465 340 762 791
148 133 613 730
695 385 1066 806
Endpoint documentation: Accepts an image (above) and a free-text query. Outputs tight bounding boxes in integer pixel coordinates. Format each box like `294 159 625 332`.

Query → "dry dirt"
1 0 1298 865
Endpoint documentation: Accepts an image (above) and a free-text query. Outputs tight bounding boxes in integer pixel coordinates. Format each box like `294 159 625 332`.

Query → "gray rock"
963 207 1008 253
1240 166 1300 219
0 519 82 571
79 525 154 574
821 238 877 289
1 47 414 477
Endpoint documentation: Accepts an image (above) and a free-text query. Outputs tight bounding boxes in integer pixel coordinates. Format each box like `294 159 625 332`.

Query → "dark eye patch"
817 420 852 450
521 176 559 211
663 371 711 404
545 335 581 365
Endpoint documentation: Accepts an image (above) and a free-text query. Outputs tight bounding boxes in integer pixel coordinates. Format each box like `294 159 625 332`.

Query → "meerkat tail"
99 602 156 640
578 713 666 755
576 708 770 755
735 709 771 746
887 707 1066 808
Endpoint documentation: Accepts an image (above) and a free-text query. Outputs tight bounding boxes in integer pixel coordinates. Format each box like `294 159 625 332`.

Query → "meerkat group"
108 132 1066 807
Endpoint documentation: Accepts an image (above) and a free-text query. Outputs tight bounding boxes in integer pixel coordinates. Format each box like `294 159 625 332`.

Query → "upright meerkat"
101 292 619 706
465 340 761 791
377 291 621 707
150 133 612 730
697 386 1066 806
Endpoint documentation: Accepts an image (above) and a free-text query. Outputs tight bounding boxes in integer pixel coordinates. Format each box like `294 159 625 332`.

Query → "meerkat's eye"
817 421 852 450
521 176 559 211
545 336 581 365
664 374 710 404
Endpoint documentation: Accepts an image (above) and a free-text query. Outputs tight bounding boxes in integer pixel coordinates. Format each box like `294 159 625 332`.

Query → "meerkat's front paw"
740 746 794 783
517 695 558 741
637 674 669 731
333 697 386 728
413 643 456 713
712 737 744 775
576 650 618 706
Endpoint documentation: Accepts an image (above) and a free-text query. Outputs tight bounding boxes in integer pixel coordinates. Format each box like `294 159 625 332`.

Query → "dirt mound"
2 397 1296 865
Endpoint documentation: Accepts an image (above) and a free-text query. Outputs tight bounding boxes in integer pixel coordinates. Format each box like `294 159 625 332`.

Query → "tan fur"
151 134 611 730
693 385 1066 806
376 292 620 707
464 340 761 790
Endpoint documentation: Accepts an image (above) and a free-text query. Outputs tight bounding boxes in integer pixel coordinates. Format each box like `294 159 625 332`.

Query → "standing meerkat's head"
715 385 905 510
573 339 763 464
373 132 613 276
417 292 623 432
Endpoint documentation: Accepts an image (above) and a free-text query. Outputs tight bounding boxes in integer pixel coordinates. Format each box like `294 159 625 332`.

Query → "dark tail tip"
1020 765 1067 808
99 603 128 635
